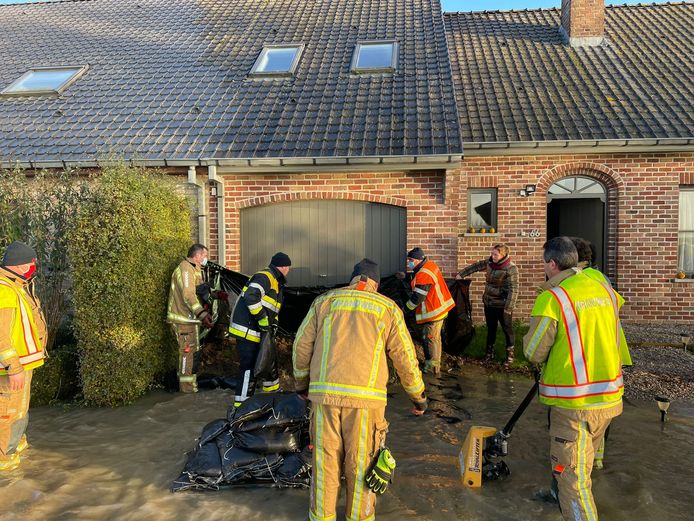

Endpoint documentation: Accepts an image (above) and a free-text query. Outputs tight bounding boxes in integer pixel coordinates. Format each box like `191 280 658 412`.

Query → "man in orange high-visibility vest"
524 237 626 521
0 241 47 471
401 248 455 375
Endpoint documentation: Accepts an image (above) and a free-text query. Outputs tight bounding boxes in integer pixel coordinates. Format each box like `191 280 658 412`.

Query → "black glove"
413 399 428 413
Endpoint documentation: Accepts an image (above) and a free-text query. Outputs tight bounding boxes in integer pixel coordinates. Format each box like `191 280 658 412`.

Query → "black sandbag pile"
172 392 311 492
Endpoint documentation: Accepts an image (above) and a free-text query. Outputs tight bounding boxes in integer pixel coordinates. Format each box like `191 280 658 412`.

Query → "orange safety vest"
411 260 455 324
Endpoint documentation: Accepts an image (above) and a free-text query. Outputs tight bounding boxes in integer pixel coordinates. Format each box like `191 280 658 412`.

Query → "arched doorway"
547 176 606 269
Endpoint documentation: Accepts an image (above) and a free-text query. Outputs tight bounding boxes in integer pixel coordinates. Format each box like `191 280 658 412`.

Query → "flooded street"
2 365 693 521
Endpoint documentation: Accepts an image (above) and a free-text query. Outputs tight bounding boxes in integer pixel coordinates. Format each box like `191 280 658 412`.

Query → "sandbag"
197 374 238 390
253 331 278 382
276 446 312 488
227 393 276 425
233 426 302 454
198 419 229 446
444 279 475 355
183 440 223 479
218 445 283 483
232 393 308 432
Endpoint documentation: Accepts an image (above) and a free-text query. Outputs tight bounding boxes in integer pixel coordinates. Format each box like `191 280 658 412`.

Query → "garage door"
241 200 406 286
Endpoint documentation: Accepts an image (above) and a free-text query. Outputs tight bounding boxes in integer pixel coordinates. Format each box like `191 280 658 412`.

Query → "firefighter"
0 241 47 471
166 243 213 393
569 236 632 471
399 247 455 375
293 258 427 521
524 237 627 521
229 252 290 407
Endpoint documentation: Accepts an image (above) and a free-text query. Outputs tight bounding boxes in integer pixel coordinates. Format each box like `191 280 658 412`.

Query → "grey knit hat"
351 258 380 283
2 241 37 267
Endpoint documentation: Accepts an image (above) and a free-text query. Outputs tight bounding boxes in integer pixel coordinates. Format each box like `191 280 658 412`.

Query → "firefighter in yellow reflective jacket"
293 258 427 521
400 247 455 375
229 252 290 407
0 242 47 471
167 244 213 393
524 237 627 521
569 236 632 471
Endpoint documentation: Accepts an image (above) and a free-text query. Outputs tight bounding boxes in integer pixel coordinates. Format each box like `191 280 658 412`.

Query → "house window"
679 187 694 275
250 45 304 76
468 189 497 231
1 66 89 96
351 41 398 73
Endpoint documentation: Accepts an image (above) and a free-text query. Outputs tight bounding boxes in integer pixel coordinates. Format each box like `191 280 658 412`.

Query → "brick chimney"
559 0 605 47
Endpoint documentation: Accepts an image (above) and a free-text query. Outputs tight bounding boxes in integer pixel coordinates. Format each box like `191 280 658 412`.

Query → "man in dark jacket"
457 243 519 367
229 252 291 407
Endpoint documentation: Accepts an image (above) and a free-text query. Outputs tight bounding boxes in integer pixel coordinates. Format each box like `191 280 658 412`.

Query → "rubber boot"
503 346 514 369
485 345 495 362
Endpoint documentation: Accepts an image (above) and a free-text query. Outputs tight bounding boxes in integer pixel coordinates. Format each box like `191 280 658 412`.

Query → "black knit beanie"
351 258 380 283
2 241 37 267
407 247 425 260
270 252 292 267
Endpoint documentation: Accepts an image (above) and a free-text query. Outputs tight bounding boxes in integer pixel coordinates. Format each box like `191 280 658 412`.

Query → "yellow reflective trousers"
310 404 388 521
0 370 32 468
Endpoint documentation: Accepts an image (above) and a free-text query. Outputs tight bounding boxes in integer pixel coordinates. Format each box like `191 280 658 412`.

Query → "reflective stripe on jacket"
525 271 624 409
229 265 284 344
167 259 204 324
410 260 454 324
0 272 46 375
292 278 425 409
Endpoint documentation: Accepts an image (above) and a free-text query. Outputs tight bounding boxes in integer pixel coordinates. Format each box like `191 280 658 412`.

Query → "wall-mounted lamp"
519 184 536 197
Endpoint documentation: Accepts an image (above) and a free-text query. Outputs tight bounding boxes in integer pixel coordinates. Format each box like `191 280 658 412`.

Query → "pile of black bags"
172 392 312 492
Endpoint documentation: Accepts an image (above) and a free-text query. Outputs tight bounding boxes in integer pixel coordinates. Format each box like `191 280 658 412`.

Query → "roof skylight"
1 66 88 96
351 41 398 73
250 45 304 76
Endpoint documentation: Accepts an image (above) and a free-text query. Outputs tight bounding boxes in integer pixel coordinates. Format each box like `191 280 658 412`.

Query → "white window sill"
463 232 500 237
672 278 694 283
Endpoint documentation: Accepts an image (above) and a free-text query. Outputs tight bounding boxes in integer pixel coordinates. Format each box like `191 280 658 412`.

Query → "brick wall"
219 170 460 276
457 152 694 324
214 152 693 324
561 0 605 40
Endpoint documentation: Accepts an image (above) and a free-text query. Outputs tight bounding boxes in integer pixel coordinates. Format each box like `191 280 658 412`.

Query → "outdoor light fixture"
518 185 537 197
655 395 670 422
680 332 691 351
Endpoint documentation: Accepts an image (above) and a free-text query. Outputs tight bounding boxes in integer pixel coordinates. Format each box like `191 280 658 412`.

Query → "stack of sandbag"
172 392 312 492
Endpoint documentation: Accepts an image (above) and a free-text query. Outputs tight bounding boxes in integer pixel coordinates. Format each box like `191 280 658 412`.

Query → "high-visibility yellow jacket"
406 259 455 324
293 277 426 409
229 265 285 343
579 263 632 366
524 270 625 409
0 268 46 376
167 259 204 324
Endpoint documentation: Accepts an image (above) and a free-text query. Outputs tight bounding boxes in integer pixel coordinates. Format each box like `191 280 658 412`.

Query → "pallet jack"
459 379 539 488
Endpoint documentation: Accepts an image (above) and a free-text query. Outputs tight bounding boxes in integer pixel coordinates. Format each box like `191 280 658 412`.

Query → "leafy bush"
68 162 191 405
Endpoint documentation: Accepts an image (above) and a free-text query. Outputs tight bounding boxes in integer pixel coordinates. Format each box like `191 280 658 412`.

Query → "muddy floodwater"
2 365 692 521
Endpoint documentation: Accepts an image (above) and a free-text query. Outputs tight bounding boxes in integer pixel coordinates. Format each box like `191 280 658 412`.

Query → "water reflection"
0 366 691 520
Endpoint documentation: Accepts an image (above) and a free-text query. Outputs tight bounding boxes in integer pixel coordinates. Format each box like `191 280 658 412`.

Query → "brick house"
0 0 692 324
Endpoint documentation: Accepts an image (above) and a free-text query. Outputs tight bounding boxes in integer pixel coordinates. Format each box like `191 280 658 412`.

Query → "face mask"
201 257 208 267
407 260 416 270
23 263 37 280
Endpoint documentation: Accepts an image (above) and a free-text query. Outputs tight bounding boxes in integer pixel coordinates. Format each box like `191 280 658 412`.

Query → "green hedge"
68 163 191 406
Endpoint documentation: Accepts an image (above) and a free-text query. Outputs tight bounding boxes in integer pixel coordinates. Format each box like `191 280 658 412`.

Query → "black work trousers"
484 305 514 347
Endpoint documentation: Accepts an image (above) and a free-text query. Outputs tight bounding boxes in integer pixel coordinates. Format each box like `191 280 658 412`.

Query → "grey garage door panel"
241 200 406 286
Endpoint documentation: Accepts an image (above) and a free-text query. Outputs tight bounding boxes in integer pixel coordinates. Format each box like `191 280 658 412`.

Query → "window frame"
467 188 498 232
678 186 694 275
249 44 305 78
1 65 89 97
350 40 399 74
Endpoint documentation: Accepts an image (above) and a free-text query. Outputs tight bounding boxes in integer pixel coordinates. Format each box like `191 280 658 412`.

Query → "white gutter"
464 138 694 156
207 165 226 265
187 166 208 246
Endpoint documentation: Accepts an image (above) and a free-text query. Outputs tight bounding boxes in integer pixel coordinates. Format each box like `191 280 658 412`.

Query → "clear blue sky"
0 0 679 8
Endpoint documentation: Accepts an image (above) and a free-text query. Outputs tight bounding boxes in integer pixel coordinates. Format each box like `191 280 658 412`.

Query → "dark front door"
547 198 605 269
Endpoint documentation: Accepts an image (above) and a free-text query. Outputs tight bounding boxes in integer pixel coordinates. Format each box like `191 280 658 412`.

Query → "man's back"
293 282 424 410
